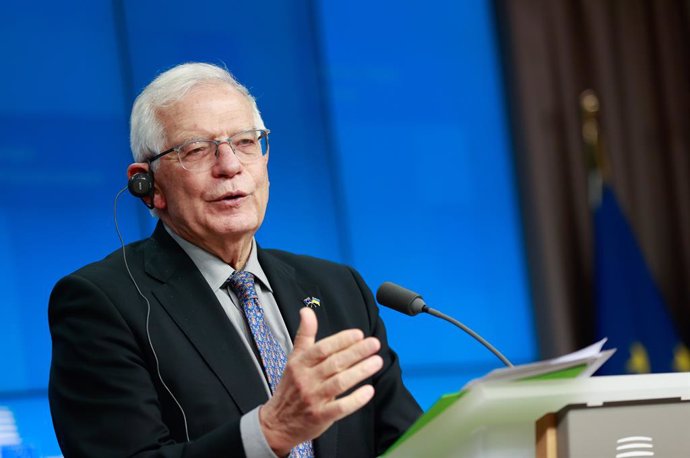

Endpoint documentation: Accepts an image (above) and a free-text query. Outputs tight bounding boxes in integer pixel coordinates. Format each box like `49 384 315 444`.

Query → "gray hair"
130 62 265 164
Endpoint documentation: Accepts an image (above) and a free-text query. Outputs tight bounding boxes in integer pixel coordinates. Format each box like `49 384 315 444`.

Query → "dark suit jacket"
49 223 421 457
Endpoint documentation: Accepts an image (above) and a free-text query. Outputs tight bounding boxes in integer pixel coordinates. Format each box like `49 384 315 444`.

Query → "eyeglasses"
148 128 270 172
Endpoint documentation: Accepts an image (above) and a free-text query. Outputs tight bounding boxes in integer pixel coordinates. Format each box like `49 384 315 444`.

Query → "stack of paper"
463 338 615 388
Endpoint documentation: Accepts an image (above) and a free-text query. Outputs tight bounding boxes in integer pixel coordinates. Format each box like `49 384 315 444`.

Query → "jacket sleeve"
48 273 246 458
347 267 423 455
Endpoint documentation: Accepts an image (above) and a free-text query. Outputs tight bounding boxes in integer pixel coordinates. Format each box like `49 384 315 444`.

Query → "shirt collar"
163 224 272 292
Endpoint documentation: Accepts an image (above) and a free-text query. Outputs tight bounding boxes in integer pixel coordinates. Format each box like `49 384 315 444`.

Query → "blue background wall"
0 1 535 455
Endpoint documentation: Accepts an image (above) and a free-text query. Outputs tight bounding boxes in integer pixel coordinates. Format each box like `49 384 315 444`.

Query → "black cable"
114 186 191 442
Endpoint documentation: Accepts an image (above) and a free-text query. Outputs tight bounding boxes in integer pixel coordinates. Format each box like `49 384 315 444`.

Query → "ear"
127 162 148 180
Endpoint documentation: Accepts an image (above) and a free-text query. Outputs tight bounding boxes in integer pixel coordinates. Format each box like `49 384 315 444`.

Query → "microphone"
375 282 427 316
376 282 513 367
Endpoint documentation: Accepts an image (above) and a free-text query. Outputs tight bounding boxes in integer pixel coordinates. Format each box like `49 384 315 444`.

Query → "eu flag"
594 185 688 374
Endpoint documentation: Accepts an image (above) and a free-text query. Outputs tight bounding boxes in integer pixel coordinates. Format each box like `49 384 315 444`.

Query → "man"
49 62 421 457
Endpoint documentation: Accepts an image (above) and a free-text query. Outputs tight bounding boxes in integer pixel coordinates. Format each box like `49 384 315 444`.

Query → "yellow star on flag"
673 344 690 372
626 342 650 374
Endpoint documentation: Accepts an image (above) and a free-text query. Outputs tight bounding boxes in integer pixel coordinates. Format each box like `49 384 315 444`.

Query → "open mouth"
213 192 248 203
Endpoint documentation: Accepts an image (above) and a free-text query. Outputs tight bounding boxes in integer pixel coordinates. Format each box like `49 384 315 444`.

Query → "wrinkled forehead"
157 83 257 142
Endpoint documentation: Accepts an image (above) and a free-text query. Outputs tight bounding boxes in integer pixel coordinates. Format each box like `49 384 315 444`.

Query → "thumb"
293 307 318 350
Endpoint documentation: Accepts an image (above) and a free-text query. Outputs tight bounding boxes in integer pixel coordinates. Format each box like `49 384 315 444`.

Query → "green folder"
383 362 589 455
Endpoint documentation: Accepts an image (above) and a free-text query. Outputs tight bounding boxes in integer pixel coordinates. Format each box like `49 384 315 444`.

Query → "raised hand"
259 307 383 456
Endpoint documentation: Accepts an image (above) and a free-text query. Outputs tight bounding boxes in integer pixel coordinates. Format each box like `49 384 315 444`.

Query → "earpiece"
128 172 154 197
128 172 155 209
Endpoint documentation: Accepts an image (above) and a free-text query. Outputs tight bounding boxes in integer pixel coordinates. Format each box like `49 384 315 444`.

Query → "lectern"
384 372 690 458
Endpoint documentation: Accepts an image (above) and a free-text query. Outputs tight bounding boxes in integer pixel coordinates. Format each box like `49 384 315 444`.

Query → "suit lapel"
257 248 335 340
144 224 268 413
257 249 339 456
143 229 339 454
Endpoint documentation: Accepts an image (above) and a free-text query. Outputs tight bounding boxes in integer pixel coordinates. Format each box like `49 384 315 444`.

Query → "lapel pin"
303 296 321 309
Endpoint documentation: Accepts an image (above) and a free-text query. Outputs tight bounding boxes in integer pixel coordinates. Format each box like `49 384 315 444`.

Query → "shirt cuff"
240 406 279 458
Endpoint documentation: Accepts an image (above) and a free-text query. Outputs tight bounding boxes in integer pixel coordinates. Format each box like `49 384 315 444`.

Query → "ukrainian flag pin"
303 296 321 308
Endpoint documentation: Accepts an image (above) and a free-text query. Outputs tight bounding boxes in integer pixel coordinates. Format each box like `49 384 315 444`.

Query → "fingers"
316 336 381 379
317 353 383 399
292 307 382 380
292 330 383 411
293 307 318 350
318 384 376 421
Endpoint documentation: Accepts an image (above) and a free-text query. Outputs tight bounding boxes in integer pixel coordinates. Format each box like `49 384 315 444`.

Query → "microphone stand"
423 306 513 367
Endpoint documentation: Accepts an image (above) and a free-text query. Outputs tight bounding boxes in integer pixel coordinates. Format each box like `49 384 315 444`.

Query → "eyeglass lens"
177 130 267 171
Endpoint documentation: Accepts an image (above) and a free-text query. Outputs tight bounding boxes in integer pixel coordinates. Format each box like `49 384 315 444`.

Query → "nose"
212 141 242 176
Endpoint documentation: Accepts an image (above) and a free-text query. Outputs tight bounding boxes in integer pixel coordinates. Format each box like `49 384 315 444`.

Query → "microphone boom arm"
423 306 513 367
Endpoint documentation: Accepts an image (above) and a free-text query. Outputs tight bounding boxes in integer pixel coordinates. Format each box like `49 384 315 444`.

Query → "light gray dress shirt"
165 225 289 458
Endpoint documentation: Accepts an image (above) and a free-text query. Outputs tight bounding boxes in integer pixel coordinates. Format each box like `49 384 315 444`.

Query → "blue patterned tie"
227 270 314 458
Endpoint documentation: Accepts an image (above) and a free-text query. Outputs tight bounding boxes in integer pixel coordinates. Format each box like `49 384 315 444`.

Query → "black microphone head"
376 282 427 316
